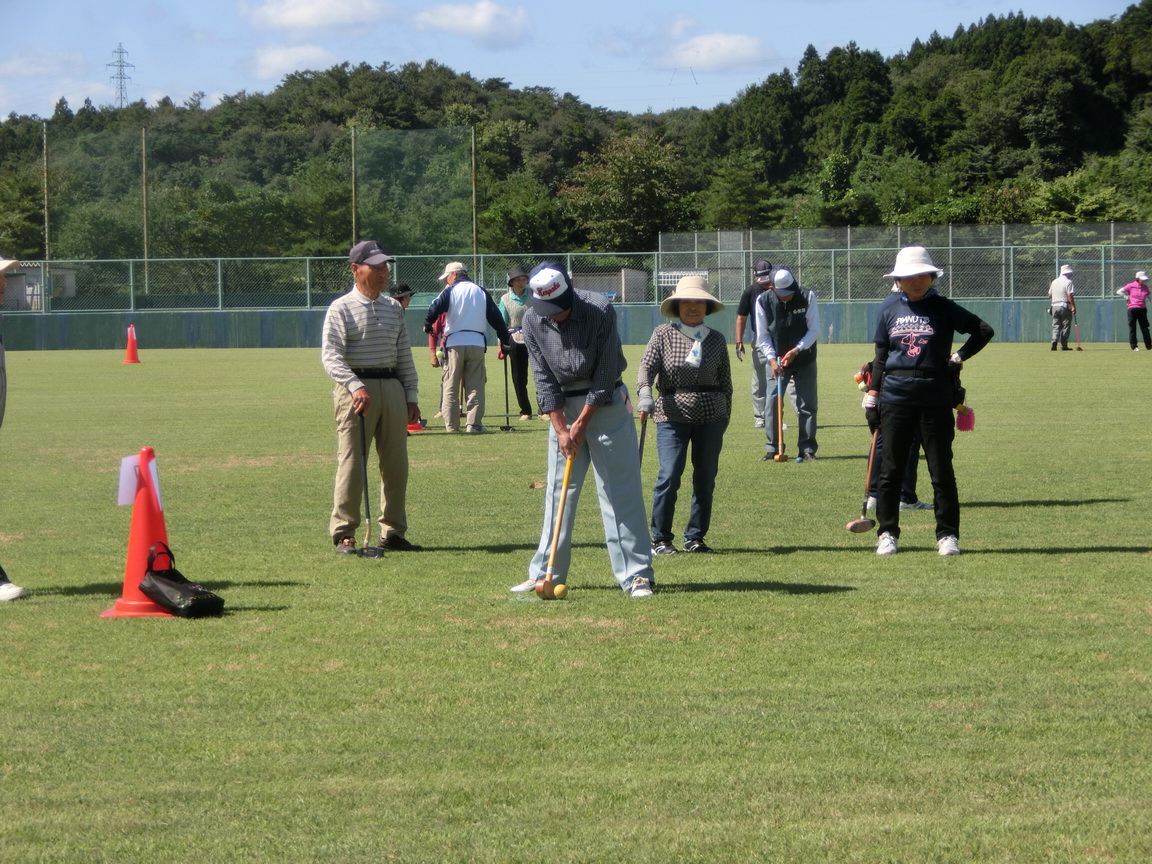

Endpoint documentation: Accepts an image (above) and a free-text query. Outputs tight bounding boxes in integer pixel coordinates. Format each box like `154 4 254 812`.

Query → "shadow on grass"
578 580 856 595
964 498 1128 508
38 580 305 597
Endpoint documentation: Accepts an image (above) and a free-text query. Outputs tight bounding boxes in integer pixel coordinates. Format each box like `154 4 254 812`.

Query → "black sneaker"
380 535 424 552
335 538 358 555
652 540 679 555
683 539 714 553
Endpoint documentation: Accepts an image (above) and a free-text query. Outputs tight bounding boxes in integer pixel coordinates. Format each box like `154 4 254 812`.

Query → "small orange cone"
102 447 174 618
123 324 140 364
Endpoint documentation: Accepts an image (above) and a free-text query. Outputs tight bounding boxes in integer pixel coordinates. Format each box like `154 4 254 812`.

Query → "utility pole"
107 43 135 108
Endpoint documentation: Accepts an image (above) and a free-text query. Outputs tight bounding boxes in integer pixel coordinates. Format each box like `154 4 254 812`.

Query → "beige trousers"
330 378 409 544
440 345 487 431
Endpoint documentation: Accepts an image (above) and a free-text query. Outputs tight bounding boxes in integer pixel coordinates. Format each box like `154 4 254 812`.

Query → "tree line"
1 2 1150 261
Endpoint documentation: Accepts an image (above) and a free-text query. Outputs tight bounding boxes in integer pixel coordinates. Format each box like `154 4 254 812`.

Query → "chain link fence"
0 253 661 313
5 223 1151 313
660 224 1152 303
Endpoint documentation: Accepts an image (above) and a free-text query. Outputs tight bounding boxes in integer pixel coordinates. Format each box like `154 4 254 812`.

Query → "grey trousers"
765 362 818 456
528 385 653 593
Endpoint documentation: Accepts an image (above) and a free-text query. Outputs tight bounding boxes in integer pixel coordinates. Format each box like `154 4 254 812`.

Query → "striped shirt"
523 290 627 414
321 286 419 401
637 324 732 424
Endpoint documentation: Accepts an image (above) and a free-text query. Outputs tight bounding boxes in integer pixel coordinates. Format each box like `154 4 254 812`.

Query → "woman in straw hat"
637 275 732 554
863 246 994 558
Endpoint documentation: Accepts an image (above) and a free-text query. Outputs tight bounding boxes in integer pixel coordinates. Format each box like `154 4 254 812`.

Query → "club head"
499 425 515 432
773 454 788 463
535 580 555 600
845 517 877 534
358 546 385 559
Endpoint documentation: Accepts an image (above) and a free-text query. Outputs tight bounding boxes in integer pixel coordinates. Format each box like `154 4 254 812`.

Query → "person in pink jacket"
1117 270 1152 351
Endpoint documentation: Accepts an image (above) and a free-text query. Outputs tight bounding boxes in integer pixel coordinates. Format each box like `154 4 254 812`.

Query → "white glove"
637 385 655 415
861 393 878 410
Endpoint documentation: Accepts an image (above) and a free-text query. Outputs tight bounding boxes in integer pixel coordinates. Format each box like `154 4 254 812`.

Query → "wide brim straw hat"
659 275 724 317
883 246 944 279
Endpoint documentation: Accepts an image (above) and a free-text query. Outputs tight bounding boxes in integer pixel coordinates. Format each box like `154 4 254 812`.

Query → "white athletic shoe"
0 581 28 601
876 533 898 556
629 576 654 598
753 419 765 428
865 496 877 511
937 535 961 556
509 578 538 593
900 500 932 511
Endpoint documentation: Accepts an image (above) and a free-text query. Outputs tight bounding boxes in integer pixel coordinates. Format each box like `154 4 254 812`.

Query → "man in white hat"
422 262 511 433
0 256 27 600
753 266 820 462
1047 264 1076 351
1117 270 1152 351
510 262 654 598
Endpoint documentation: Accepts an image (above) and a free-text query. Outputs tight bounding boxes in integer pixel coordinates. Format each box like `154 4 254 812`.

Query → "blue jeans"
650 418 728 544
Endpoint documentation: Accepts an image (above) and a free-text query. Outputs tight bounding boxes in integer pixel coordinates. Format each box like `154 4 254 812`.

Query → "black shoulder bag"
139 542 225 618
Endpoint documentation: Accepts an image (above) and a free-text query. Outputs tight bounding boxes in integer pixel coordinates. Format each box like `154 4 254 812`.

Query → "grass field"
1 342 1150 863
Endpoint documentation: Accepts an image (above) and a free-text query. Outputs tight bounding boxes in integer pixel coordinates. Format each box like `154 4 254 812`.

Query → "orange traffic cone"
102 447 174 618
123 324 140 364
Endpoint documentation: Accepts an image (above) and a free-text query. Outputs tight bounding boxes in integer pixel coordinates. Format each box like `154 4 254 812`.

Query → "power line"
107 43 135 109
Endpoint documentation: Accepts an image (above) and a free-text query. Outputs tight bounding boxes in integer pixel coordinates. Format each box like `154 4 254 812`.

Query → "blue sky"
1 0 1131 118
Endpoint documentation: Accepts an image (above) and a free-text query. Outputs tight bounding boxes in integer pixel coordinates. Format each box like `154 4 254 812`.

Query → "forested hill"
1 3 1150 260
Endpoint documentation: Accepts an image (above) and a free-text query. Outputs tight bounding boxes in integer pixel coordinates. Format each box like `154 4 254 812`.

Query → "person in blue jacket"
862 247 993 557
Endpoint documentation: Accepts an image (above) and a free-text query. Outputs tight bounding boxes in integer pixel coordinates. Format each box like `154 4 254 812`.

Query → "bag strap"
147 541 175 571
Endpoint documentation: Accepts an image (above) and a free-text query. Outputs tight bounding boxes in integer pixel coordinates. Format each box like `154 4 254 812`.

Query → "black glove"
423 323 433 335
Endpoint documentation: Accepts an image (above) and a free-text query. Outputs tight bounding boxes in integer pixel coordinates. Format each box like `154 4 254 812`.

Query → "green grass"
1 343 1150 863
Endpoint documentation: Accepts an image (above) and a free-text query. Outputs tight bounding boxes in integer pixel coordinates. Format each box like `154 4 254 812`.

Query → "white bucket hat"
659 275 724 318
884 246 944 279
0 258 19 272
1137 271 1149 282
1059 264 1074 276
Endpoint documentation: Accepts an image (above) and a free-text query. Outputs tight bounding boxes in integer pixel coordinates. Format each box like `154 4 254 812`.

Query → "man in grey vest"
754 266 820 462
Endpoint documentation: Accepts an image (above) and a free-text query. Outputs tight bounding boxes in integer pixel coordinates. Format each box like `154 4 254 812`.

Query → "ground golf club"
772 373 789 462
499 352 514 432
357 412 384 559
845 429 879 533
536 457 573 600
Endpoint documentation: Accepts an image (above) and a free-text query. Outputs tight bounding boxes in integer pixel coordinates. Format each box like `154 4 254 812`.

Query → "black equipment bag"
139 542 224 618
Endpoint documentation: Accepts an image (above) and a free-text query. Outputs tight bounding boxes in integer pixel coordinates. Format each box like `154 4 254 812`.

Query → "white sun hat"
883 246 944 280
658 275 723 318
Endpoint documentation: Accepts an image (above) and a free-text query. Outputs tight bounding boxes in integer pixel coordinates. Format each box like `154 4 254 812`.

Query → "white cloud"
661 34 764 71
252 44 339 80
244 0 389 31
0 49 86 81
412 1 530 50
665 14 696 41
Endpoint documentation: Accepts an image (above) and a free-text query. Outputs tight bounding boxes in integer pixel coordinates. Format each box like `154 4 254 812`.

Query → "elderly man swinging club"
511 263 655 599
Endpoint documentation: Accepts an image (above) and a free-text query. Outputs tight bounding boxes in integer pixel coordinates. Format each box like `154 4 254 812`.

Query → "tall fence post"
129 260 136 312
305 257 313 309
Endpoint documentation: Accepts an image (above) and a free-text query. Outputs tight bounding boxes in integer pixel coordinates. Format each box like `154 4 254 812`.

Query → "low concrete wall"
0 300 1128 350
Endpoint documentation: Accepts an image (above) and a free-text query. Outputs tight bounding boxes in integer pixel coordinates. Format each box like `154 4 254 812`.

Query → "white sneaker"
900 500 932 511
509 578 538 593
0 581 27 601
937 535 961 556
876 532 898 556
630 576 654 598
753 419 765 428
865 496 877 511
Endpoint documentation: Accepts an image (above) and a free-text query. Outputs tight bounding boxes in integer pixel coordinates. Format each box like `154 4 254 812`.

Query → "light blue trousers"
528 385 654 593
